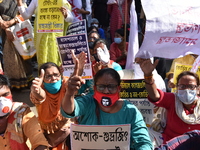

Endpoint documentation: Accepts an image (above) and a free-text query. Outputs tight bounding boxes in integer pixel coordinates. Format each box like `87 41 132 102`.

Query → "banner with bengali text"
138 0 200 59
37 0 64 33
66 20 87 35
71 124 130 150
56 33 93 79
120 79 155 126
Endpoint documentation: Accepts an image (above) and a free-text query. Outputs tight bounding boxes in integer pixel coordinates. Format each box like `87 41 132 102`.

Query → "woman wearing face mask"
91 39 124 78
136 57 200 144
109 28 129 69
61 63 153 149
90 18 106 39
30 52 86 150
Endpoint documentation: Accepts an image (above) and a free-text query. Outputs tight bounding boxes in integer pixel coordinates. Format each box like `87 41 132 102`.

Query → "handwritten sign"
56 34 93 79
66 20 87 35
71 124 130 150
139 0 200 59
37 0 64 33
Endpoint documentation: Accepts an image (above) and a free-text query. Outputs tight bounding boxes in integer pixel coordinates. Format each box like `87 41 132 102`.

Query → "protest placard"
120 79 155 126
70 124 130 150
57 33 92 79
37 0 64 33
66 20 87 35
138 0 200 59
173 62 200 86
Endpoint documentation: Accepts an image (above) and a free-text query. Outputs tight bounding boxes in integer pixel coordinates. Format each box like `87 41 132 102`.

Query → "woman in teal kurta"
61 67 153 150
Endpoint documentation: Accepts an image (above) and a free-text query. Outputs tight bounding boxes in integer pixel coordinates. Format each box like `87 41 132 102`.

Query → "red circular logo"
2 106 10 113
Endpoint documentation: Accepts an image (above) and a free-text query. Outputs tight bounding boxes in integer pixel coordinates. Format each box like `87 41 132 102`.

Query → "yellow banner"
37 0 64 33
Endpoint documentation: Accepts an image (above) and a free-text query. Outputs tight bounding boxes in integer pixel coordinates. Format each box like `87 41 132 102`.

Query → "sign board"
37 0 64 33
71 124 130 150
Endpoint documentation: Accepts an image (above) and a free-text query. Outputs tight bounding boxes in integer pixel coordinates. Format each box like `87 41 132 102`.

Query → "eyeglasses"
44 73 61 80
177 84 198 90
96 84 118 92
89 37 97 41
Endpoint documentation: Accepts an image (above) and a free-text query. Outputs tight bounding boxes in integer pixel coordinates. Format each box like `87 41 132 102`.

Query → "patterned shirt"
0 102 49 150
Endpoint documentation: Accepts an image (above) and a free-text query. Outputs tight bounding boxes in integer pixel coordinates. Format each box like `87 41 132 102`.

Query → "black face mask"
93 53 100 62
88 41 94 49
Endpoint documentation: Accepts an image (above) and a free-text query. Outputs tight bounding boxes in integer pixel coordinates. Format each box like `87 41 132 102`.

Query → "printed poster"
56 33 93 79
120 79 155 126
138 0 200 59
37 0 64 33
71 124 130 150
66 20 87 35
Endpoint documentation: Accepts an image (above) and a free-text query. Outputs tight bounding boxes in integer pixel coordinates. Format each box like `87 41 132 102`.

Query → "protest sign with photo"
70 124 130 150
37 0 64 33
139 0 200 59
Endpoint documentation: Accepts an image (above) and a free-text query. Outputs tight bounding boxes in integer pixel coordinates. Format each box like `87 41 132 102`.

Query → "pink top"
109 42 128 66
148 89 200 143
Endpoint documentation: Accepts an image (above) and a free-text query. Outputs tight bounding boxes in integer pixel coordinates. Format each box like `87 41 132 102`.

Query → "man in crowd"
0 74 49 150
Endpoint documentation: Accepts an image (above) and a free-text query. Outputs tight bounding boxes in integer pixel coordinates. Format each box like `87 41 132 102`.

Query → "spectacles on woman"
177 84 197 90
44 73 61 80
96 84 118 92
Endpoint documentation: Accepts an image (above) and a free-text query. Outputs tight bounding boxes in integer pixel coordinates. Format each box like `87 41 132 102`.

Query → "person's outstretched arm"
136 58 160 102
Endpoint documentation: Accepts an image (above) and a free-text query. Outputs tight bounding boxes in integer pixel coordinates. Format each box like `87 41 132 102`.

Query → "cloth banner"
125 1 139 69
138 0 200 59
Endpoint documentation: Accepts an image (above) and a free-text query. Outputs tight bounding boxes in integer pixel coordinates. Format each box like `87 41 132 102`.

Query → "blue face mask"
44 79 62 94
177 89 197 104
114 38 122 44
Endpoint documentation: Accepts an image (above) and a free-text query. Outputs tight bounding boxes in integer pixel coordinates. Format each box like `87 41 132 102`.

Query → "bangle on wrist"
144 79 155 85
144 74 153 79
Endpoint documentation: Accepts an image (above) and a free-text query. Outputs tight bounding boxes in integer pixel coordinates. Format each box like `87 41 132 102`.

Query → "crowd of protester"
0 0 199 150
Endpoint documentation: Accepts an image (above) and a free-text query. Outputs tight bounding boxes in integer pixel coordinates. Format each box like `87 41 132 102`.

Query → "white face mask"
177 89 197 104
92 24 98 28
